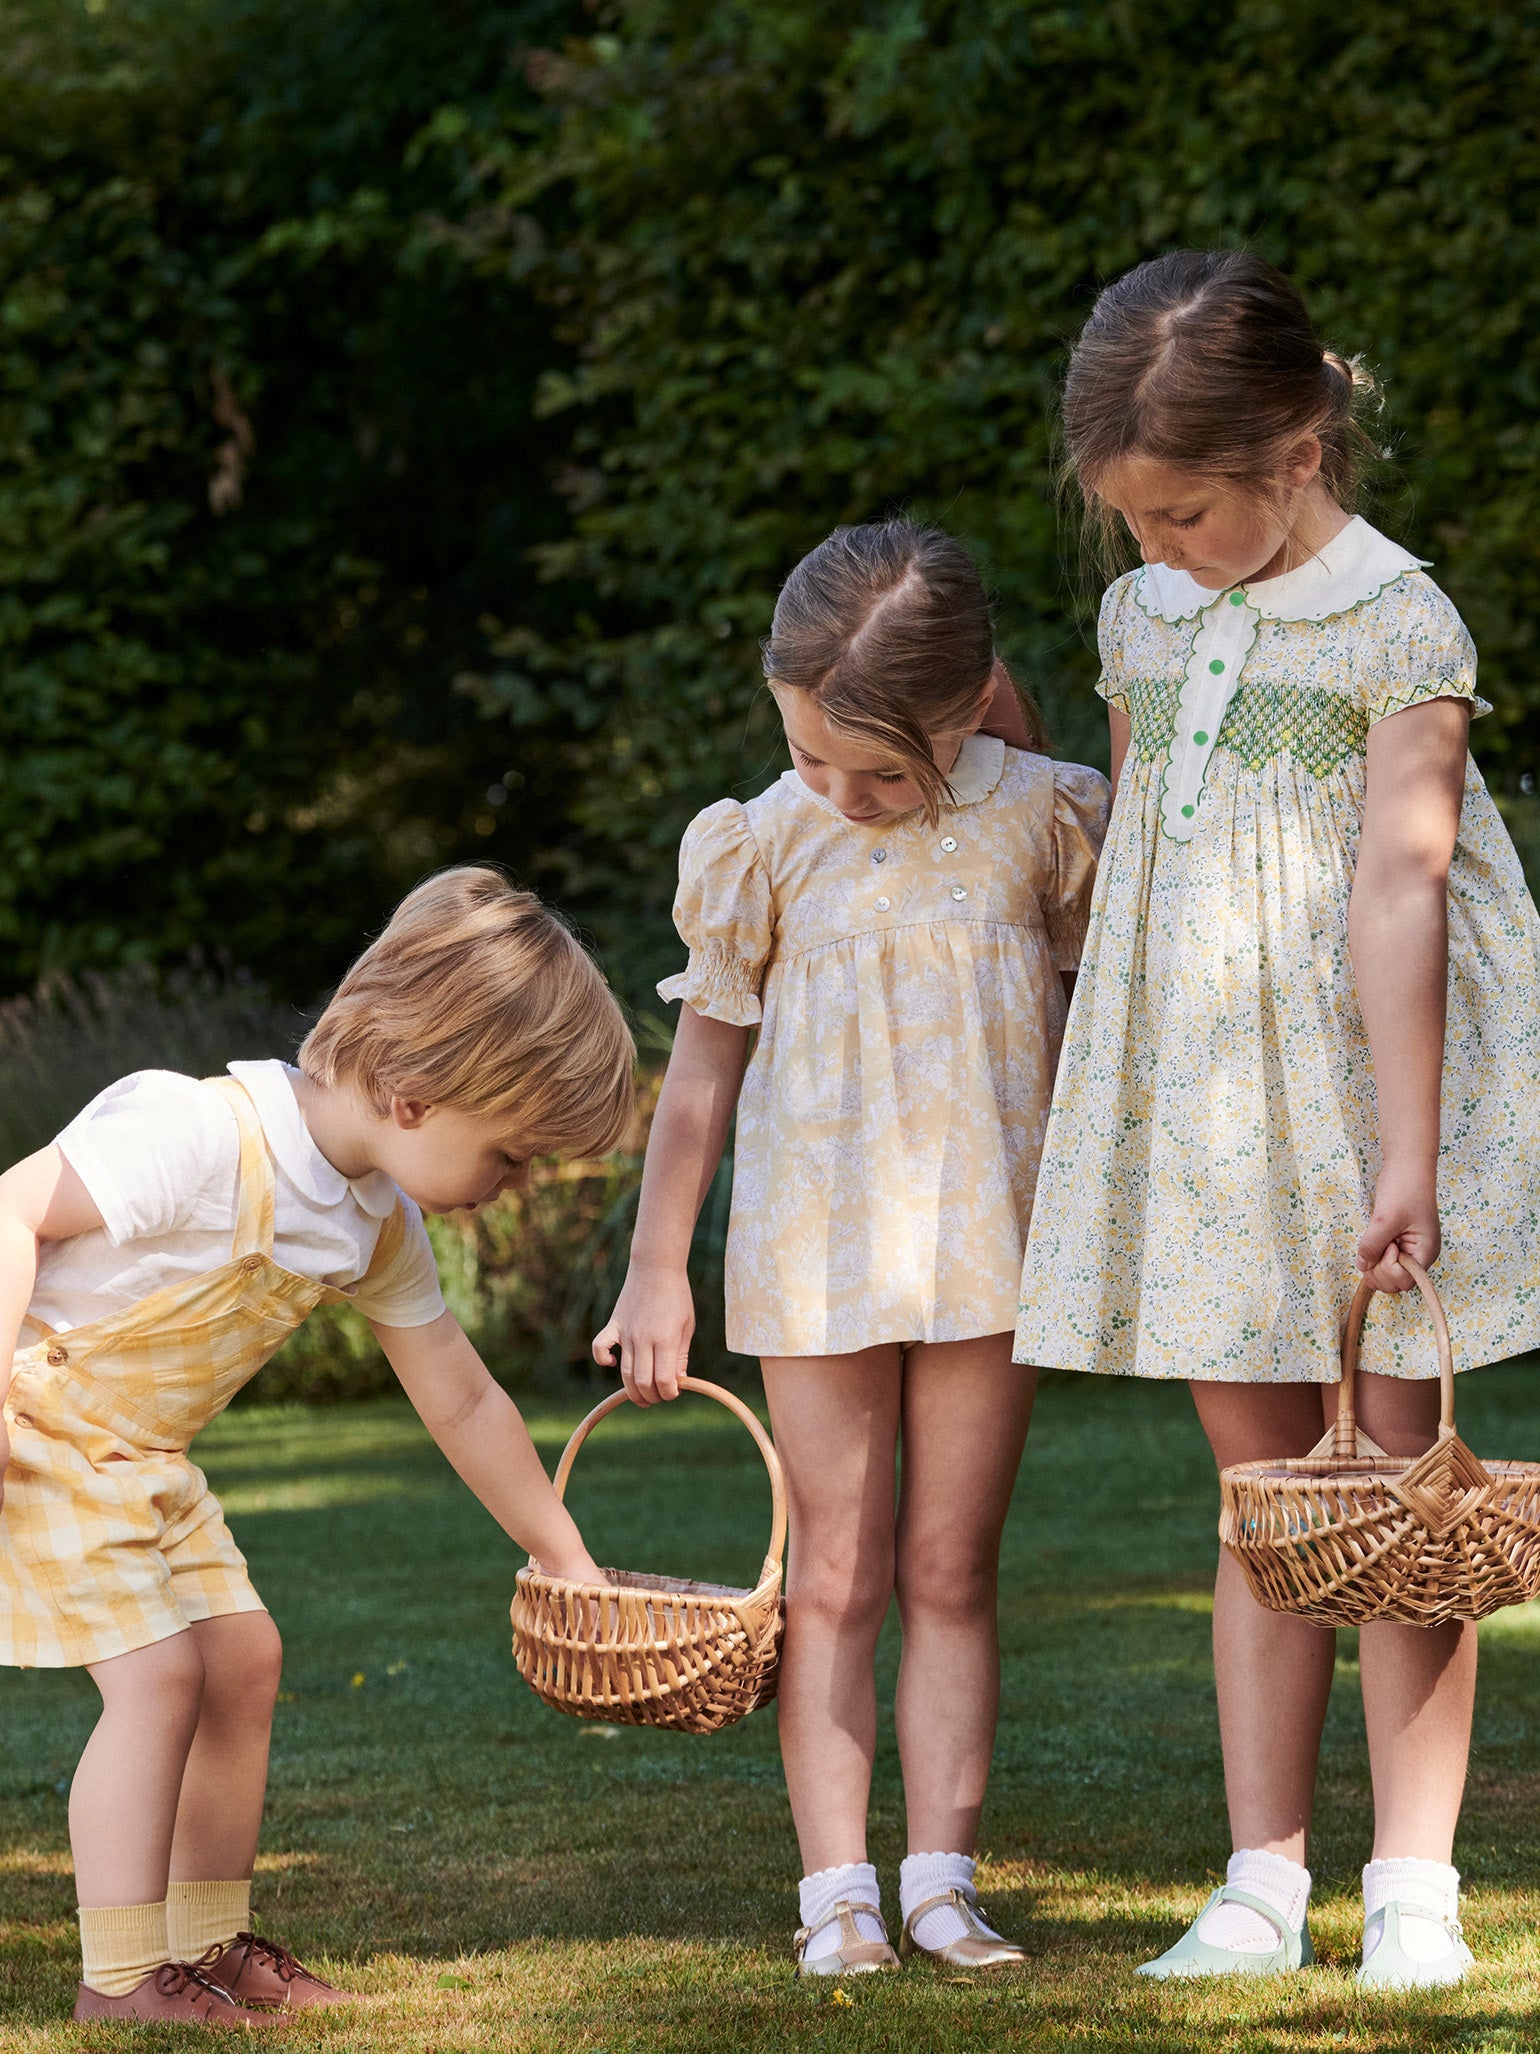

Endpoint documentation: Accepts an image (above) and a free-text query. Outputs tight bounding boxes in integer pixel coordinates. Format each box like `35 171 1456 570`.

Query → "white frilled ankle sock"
1195 1850 1311 1953
1363 1857 1461 1964
900 1852 1003 1951
798 1863 885 1963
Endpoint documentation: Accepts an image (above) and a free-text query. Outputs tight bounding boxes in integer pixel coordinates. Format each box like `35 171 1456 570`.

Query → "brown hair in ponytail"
1061 250 1382 568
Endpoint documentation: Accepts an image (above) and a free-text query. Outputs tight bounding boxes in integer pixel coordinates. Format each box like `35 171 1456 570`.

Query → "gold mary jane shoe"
794 1901 900 1977
899 1888 1027 1970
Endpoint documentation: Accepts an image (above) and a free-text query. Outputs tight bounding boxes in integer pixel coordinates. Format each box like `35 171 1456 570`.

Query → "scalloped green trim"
1367 678 1490 725
1133 559 1427 628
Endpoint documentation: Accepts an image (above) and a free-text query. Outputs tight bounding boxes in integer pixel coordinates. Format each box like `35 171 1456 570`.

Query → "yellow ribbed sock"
166 1878 251 1960
78 1901 170 1998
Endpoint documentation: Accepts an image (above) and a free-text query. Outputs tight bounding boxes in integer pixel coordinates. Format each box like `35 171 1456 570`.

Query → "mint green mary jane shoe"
1136 1886 1313 1980
1357 1902 1473 1990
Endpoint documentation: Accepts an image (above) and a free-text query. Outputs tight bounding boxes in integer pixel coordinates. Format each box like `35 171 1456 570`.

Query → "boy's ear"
388 1096 434 1131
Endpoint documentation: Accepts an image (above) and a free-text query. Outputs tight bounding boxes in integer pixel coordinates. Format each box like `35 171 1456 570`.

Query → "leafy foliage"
461 0 1540 992
0 1 1536 1007
0 0 586 998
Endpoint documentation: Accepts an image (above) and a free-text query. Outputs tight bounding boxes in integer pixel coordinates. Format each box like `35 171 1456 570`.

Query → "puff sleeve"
656 799 773 1026
1044 761 1112 971
1093 572 1139 709
1363 574 1491 728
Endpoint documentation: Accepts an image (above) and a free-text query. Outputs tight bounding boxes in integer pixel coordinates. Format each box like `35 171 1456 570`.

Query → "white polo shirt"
29 1060 445 1336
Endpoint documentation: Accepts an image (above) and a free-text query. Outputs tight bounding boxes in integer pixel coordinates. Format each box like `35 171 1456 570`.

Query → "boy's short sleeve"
656 799 774 1026
352 1197 446 1329
55 1072 239 1245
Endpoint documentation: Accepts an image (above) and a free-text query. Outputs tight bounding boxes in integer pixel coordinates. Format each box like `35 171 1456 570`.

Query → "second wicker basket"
1220 1258 1540 1627
510 1376 786 1734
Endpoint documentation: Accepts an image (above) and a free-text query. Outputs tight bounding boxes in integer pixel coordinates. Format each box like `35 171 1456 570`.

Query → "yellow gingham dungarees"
0 1077 404 1668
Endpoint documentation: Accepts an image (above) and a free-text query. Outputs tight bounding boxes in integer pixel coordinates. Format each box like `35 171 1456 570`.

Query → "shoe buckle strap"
795 1897 887 1964
1206 1884 1294 1949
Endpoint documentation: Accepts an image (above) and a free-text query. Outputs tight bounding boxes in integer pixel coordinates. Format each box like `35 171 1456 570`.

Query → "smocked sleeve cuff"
657 945 764 1026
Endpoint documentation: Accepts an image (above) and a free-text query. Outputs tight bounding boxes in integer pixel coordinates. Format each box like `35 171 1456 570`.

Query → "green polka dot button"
1209 658 1225 674
1230 590 1246 605
1181 804 1195 817
1194 730 1209 745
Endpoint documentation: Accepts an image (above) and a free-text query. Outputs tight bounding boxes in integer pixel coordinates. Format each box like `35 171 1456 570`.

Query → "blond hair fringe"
299 867 634 1159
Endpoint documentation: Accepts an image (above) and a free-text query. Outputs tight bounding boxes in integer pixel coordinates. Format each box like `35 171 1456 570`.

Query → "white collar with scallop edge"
1136 516 1429 626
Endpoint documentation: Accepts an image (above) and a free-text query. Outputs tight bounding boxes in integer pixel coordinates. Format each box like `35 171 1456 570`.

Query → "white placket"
1158 588 1259 842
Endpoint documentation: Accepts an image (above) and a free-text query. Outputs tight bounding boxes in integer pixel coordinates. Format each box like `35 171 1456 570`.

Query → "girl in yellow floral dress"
1016 252 1540 1990
595 519 1108 1975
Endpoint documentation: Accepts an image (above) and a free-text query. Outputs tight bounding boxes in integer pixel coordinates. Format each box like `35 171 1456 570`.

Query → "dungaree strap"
362 1196 410 1284
204 1077 277 1260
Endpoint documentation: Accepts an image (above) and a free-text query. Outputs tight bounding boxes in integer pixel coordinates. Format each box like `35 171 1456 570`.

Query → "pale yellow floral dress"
660 736 1110 1357
1015 517 1540 1382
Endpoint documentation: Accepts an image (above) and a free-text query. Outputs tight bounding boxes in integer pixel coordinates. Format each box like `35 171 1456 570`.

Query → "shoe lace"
154 1961 238 2007
229 1931 312 1984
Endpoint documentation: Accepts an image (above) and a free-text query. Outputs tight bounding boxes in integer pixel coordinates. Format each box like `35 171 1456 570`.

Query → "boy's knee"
200 1612 284 1712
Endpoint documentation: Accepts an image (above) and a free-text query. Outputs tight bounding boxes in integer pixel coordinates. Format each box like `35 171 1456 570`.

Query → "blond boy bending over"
0 868 628 2026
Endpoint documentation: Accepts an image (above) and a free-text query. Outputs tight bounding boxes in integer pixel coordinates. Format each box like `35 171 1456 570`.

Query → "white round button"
940 836 957 853
950 886 968 901
871 848 887 864
875 896 890 912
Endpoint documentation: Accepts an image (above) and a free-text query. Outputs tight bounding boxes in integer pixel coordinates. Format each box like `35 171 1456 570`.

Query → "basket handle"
1334 1255 1454 1460
550 1376 787 1586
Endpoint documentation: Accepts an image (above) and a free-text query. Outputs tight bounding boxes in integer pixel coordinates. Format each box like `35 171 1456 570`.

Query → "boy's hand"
529 1543 605 1585
1357 1164 1441 1293
592 1264 695 1406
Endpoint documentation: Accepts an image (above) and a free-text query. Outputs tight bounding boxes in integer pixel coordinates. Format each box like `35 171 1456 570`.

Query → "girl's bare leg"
1353 1372 1476 1863
169 1612 285 1882
761 1346 903 1872
1189 1382 1338 1862
1191 1374 1475 1866
894 1334 1034 1853
74 1633 206 1907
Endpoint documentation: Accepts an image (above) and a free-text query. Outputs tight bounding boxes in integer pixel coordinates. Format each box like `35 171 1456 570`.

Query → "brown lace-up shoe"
198 1932 351 2010
72 1959 282 2025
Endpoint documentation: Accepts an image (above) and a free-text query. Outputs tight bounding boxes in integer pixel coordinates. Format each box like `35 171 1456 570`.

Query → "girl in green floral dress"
1015 251 1540 1990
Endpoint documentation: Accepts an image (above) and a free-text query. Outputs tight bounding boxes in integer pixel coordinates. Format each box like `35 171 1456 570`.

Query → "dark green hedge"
2 2 1536 1006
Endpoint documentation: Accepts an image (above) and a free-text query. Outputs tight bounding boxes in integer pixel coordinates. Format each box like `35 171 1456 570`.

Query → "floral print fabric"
660 737 1111 1357
1016 529 1540 1382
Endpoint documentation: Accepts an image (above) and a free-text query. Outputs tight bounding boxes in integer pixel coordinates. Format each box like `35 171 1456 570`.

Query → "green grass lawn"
3 1367 1540 2050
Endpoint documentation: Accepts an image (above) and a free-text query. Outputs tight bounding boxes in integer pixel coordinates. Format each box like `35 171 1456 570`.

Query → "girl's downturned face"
1096 450 1321 590
773 687 974 823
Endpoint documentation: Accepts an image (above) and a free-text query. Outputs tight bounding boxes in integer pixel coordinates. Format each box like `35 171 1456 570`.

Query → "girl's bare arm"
592 1006 750 1405
1348 697 1470 1292
1109 706 1131 788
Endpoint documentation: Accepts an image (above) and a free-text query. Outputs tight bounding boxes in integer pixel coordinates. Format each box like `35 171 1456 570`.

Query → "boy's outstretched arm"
372 1312 602 1582
0 1147 107 1510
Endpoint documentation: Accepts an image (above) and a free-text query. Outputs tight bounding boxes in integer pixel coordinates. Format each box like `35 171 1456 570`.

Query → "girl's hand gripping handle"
592 1006 750 1407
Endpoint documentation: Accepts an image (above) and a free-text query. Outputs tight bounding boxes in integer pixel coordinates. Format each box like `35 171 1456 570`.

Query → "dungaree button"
45 1345 67 1366
241 1254 264 1275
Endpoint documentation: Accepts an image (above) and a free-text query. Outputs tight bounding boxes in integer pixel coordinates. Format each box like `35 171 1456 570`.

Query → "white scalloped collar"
1136 516 1428 626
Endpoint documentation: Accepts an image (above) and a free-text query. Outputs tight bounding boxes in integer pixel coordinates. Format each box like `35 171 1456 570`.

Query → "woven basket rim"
515 1561 781 1605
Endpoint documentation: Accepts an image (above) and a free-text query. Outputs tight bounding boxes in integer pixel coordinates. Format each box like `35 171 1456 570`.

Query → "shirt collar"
226 1060 400 1219
1135 516 1429 625
942 731 1006 805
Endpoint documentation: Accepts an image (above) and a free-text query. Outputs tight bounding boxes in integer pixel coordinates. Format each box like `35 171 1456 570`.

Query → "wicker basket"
1220 1258 1540 1627
510 1376 786 1734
